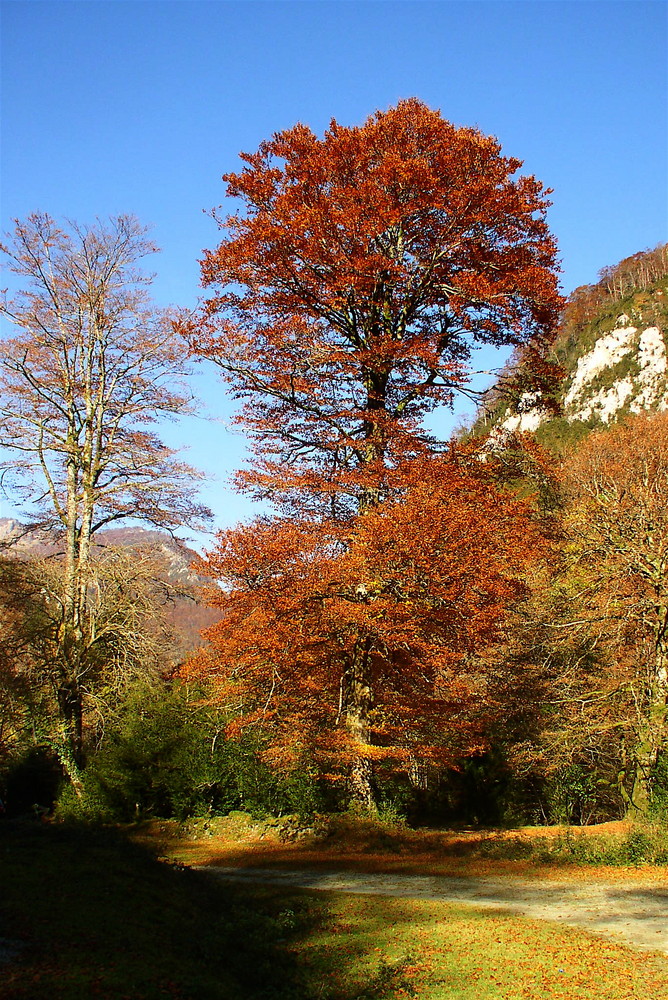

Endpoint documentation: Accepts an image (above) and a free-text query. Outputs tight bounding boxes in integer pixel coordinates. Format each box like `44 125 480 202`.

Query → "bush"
650 752 668 821
3 745 63 816
552 825 668 866
542 762 602 826
57 680 327 822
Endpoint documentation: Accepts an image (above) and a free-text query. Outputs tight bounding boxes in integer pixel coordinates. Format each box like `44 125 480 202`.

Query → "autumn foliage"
194 458 546 776
183 100 562 806
562 412 668 813
189 99 562 514
3 100 668 829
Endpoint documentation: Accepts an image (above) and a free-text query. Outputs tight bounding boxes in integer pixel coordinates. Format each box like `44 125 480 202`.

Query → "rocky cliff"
481 244 668 451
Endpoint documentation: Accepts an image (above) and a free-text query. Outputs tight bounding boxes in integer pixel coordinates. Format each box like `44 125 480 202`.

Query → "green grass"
1 819 668 1000
287 892 668 1000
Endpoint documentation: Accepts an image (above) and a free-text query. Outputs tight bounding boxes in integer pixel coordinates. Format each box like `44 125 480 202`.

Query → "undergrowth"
432 825 668 867
164 808 668 869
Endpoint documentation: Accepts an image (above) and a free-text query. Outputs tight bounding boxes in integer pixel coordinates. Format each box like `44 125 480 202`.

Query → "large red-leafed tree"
186 100 562 806
193 458 547 803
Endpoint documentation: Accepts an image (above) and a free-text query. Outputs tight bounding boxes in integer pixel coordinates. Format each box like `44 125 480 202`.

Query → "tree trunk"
345 638 377 812
627 613 668 818
58 415 95 775
56 679 85 770
627 742 652 818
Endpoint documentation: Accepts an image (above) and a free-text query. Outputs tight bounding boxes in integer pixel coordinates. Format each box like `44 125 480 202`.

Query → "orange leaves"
563 412 668 603
184 103 562 792
189 456 545 770
560 411 668 800
189 99 562 517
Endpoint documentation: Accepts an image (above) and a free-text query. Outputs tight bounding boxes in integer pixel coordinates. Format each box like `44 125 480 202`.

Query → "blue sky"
2 0 667 546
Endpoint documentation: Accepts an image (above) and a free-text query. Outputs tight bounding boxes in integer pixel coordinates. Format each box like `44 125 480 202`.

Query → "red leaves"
190 99 563 516
184 102 561 786
188 457 544 770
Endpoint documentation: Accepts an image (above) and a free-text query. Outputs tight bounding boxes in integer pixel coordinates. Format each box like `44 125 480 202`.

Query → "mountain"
477 244 668 453
0 519 218 659
95 525 205 587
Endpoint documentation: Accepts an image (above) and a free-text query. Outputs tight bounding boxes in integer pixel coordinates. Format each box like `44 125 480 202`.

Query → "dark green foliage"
57 681 327 822
2 747 63 816
369 751 546 830
650 753 668 821
68 683 230 821
429 755 518 827
534 416 597 456
541 762 599 826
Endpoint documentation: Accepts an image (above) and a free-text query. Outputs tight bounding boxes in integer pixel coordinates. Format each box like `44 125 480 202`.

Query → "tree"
186 100 562 806
191 457 547 806
0 545 184 795
490 553 630 825
562 412 668 816
0 214 209 769
189 99 561 514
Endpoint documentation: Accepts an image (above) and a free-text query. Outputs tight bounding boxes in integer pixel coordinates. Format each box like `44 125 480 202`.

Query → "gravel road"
200 865 668 955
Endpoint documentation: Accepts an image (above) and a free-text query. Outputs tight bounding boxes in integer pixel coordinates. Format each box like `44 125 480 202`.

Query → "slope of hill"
477 245 668 453
0 519 217 659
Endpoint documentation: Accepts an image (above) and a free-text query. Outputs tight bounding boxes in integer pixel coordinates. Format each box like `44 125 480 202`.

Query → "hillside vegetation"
476 244 668 453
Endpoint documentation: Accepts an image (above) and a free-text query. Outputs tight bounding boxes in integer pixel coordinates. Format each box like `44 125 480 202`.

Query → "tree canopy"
563 411 668 814
186 101 562 807
188 98 562 516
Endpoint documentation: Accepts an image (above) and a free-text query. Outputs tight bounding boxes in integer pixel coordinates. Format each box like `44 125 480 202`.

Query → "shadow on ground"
0 818 420 1000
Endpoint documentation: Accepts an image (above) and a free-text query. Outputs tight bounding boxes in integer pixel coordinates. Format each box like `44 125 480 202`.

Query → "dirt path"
200 865 668 955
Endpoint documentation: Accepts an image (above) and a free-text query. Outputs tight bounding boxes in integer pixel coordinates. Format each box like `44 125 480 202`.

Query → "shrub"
650 752 668 821
57 680 327 822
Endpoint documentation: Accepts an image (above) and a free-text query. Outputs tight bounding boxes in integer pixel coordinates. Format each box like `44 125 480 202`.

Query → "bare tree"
0 213 210 768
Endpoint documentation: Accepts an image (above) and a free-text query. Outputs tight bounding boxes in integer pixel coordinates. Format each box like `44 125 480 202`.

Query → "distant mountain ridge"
0 518 200 582
0 518 217 658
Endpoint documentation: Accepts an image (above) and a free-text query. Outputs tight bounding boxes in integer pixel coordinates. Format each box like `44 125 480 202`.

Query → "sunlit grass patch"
141 813 668 879
285 891 668 1000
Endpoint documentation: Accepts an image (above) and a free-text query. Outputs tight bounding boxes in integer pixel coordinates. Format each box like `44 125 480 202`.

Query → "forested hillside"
0 518 217 658
477 243 668 452
458 244 668 823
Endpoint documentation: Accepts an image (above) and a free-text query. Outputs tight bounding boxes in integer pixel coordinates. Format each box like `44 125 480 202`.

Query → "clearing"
145 814 668 955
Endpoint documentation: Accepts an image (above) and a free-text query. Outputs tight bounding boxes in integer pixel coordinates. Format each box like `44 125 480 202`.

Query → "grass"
144 811 668 877
280 891 668 1000
1 816 668 999
0 819 315 999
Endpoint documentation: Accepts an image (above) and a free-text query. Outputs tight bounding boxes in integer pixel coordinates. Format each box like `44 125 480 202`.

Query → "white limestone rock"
564 325 637 412
496 319 667 434
500 392 551 433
